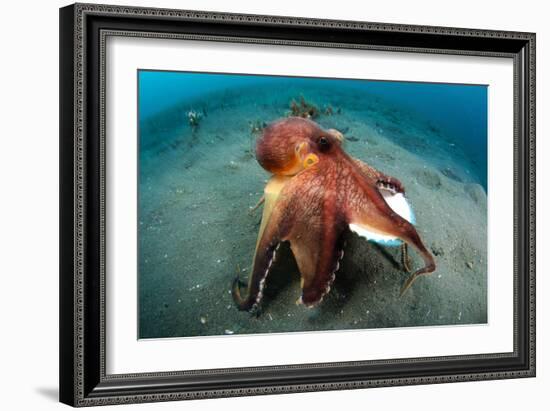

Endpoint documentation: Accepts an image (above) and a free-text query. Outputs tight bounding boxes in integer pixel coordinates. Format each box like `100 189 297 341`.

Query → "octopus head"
256 117 344 176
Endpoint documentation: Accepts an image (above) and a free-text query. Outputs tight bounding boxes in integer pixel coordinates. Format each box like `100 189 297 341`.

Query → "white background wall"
0 0 546 409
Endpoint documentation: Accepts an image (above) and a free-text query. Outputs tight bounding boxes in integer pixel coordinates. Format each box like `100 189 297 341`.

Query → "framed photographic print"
59 3 536 407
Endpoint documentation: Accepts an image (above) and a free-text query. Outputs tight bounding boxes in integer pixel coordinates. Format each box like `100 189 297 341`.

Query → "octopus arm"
232 175 292 311
344 173 435 295
353 158 405 194
283 166 348 307
287 216 346 307
233 166 347 310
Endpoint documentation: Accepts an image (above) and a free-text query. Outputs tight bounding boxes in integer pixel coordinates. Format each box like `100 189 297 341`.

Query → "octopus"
232 117 436 312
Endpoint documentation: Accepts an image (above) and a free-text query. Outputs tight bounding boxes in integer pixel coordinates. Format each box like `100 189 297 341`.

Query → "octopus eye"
317 136 331 151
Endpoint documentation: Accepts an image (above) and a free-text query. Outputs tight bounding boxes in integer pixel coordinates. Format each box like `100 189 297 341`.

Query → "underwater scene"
138 70 488 339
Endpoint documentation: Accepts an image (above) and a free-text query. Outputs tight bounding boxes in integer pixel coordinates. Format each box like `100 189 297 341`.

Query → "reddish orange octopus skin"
255 117 320 175
233 117 436 311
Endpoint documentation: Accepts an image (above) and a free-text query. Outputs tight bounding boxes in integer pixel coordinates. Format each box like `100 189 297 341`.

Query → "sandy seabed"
138 83 487 338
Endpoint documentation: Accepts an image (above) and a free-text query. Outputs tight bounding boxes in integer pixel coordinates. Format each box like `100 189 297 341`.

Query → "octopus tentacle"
248 194 265 215
298 246 345 307
401 243 412 273
353 159 405 194
232 176 292 311
282 164 348 307
397 225 436 295
349 206 435 295
376 177 404 195
233 162 350 310
232 242 281 311
346 189 435 294
342 152 436 293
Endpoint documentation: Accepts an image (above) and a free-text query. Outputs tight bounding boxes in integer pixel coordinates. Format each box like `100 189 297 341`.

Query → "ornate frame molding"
60 3 535 407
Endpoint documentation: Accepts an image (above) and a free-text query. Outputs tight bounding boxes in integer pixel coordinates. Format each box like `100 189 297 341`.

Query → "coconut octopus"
232 117 436 312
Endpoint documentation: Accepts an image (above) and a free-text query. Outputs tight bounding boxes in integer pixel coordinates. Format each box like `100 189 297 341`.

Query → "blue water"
139 70 488 189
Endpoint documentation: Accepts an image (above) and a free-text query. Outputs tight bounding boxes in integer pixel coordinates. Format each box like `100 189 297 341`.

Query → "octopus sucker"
232 241 280 311
233 117 436 312
299 250 342 308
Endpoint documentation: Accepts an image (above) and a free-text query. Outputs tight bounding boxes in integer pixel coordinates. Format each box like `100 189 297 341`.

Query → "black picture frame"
59 3 536 407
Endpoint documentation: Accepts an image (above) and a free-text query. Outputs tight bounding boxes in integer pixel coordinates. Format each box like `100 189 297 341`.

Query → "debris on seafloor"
323 104 334 115
431 245 445 256
288 95 319 119
249 119 267 134
186 109 204 129
225 160 239 171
